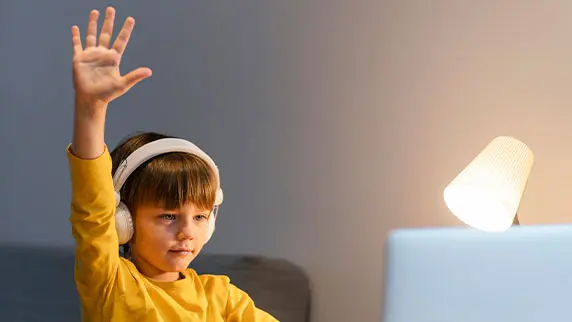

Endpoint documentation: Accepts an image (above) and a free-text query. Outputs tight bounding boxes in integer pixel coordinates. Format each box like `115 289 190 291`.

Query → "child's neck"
147 271 182 282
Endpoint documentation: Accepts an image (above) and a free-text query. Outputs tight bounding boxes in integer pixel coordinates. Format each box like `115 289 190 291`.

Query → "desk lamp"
443 136 534 232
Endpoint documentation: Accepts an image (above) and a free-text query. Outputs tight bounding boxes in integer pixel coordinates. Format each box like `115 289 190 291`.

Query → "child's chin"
165 259 193 272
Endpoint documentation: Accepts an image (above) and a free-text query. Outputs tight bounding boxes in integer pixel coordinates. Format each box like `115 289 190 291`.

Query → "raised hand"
72 7 152 107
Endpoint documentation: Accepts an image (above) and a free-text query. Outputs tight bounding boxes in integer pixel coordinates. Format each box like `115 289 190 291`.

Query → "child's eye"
159 214 176 221
194 214 209 221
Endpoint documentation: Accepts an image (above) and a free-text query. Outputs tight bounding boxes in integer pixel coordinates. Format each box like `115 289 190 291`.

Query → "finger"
85 9 100 47
71 25 83 55
98 7 115 48
112 17 135 55
122 67 152 89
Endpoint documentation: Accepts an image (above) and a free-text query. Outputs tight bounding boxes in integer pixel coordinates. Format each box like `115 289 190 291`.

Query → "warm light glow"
444 136 534 232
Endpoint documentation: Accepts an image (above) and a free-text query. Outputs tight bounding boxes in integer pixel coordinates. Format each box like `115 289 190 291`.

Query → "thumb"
122 67 153 90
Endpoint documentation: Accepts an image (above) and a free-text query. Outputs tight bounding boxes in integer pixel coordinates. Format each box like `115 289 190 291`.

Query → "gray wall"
3 1 572 321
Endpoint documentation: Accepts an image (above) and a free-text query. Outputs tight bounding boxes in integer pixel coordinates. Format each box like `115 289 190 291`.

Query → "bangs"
122 152 217 211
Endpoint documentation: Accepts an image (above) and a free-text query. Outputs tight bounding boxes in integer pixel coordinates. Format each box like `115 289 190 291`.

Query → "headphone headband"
112 138 222 205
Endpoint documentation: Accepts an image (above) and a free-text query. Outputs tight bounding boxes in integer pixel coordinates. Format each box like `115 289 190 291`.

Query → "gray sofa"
0 244 311 321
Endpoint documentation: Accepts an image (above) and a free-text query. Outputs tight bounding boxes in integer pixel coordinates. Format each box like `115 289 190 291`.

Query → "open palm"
72 8 152 105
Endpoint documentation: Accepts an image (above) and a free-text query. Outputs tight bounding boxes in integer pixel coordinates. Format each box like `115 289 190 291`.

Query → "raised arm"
71 7 151 158
67 6 152 309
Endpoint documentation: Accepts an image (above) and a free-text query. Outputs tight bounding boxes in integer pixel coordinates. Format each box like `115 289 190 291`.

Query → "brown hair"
110 131 218 212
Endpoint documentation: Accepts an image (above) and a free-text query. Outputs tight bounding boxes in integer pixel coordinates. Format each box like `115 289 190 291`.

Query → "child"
68 7 278 321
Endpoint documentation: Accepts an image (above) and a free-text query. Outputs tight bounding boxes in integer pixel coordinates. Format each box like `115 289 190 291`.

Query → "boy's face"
129 202 212 282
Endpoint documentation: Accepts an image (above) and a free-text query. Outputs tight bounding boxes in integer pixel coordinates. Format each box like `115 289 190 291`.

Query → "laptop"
382 224 572 322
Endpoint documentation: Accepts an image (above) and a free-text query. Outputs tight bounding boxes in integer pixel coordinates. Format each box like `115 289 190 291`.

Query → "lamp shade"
443 136 534 232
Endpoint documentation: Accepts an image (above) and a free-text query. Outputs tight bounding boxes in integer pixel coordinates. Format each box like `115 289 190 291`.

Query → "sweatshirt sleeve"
67 144 119 308
226 284 280 322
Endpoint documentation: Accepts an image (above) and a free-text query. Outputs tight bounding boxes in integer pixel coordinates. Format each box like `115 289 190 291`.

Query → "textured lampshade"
443 136 534 232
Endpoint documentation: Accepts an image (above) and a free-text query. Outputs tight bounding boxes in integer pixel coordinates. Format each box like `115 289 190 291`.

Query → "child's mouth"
169 249 192 256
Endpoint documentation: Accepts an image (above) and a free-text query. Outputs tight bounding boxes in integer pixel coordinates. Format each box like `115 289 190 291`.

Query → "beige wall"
269 1 572 321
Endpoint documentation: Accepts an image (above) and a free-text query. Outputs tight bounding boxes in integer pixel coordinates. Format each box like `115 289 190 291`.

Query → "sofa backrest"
0 244 311 322
192 254 312 321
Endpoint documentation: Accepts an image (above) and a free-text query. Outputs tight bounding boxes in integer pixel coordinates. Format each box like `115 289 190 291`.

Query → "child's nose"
176 221 197 240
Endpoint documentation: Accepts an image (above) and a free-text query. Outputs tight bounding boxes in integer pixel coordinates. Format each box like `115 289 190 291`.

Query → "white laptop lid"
383 224 572 322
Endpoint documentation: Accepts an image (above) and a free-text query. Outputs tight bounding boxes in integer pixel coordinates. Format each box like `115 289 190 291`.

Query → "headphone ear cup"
115 202 134 245
205 189 223 244
205 211 217 243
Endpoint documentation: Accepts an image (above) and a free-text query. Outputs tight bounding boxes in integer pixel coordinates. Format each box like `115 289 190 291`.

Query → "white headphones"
112 138 224 245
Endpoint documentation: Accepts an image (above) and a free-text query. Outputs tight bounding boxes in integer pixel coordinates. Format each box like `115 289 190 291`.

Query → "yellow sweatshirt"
67 145 278 322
